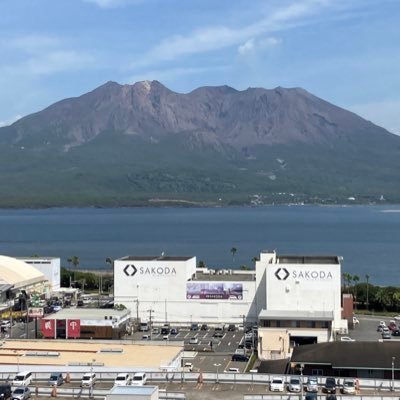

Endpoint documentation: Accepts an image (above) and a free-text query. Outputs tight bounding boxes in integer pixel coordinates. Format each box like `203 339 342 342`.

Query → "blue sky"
0 0 399 134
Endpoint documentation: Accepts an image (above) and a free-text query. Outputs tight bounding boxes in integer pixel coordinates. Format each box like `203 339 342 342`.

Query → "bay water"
0 205 399 286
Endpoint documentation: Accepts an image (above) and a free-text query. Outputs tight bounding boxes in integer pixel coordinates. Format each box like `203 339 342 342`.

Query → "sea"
0 205 399 286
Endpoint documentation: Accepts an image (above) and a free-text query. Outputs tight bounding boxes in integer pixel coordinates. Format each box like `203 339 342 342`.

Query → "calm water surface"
0 206 399 286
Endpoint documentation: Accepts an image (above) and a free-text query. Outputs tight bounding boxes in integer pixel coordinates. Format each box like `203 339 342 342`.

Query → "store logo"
275 267 289 280
124 264 137 276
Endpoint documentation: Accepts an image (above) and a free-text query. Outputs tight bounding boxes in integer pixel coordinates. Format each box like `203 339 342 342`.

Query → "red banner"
67 319 80 338
41 319 55 338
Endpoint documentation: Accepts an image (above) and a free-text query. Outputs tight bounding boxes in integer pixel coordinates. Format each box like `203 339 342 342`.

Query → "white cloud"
82 0 141 8
238 36 281 56
349 100 400 135
128 65 229 85
0 115 22 128
132 0 334 68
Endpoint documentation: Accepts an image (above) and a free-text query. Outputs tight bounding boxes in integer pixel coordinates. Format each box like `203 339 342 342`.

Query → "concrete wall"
19 257 61 291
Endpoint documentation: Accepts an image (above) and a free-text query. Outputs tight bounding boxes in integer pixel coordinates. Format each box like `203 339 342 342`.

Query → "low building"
17 257 61 291
290 341 400 379
42 308 131 339
107 386 159 400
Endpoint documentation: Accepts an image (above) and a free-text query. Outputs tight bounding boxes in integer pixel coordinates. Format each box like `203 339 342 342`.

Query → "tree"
342 272 353 293
353 275 360 309
251 256 258 263
230 247 237 263
197 260 206 269
375 288 390 310
365 274 370 310
240 265 250 270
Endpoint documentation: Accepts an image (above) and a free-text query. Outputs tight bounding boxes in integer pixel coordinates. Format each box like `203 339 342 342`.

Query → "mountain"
0 80 399 207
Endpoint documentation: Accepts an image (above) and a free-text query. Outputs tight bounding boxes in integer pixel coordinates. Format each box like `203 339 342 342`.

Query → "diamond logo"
275 267 289 280
124 264 137 277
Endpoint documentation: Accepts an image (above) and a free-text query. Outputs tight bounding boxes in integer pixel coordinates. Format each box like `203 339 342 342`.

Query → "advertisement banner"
28 307 44 318
186 282 243 300
67 319 80 338
41 319 55 338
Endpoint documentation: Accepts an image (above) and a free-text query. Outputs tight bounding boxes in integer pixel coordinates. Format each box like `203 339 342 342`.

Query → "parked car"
306 376 319 392
161 326 170 335
228 324 236 331
11 388 30 400
200 324 208 331
191 323 199 331
392 329 400 336
213 332 223 338
342 378 356 394
394 315 400 322
228 367 239 373
139 322 149 332
231 353 249 362
48 373 63 386
323 377 337 394
189 337 198 344
183 362 193 372
388 320 398 331
379 321 386 327
142 334 150 340
288 377 301 392
12 372 32 387
382 330 391 339
238 324 244 331
0 384 12 400
114 373 131 386
305 393 317 400
170 328 178 335
340 336 355 342
152 327 160 334
132 372 147 386
81 372 96 387
352 316 359 325
270 377 285 392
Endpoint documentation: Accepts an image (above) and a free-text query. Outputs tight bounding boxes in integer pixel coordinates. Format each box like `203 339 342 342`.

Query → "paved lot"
348 314 400 342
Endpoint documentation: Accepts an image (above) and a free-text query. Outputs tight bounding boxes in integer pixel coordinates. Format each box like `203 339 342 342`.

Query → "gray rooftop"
277 255 340 264
119 255 194 261
109 386 158 395
45 308 130 320
193 271 255 282
259 309 334 321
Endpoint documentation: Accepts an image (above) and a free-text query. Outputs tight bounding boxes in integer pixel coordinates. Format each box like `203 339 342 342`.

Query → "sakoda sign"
124 264 177 277
275 267 333 281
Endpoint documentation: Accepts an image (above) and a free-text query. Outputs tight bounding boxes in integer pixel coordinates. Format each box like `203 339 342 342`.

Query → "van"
12 372 32 387
132 372 147 386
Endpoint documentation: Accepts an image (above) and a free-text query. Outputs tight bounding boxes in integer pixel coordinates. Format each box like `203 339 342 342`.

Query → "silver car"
288 377 302 392
12 387 31 400
306 376 319 392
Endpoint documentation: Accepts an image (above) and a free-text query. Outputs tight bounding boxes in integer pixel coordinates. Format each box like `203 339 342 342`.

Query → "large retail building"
114 250 348 359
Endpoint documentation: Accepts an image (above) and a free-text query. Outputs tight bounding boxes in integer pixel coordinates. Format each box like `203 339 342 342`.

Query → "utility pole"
148 309 154 340
242 314 246 346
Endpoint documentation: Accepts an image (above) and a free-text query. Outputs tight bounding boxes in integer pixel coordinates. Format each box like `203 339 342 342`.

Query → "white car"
189 337 198 344
340 336 355 342
270 377 285 392
342 378 356 394
81 372 96 387
394 315 400 322
184 362 193 372
114 373 131 386
379 321 386 327
288 377 301 392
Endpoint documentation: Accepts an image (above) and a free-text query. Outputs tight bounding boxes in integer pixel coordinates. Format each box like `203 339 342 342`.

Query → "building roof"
0 255 47 289
193 270 255 282
119 256 194 261
277 255 340 264
109 386 158 395
259 310 333 321
291 341 400 370
44 308 130 321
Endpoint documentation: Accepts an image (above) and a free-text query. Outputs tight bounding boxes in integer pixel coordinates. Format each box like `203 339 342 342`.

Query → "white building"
114 250 347 357
17 257 61 291
255 250 347 360
114 255 257 324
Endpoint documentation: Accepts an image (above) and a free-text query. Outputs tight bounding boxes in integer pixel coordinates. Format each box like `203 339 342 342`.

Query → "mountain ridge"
0 80 399 207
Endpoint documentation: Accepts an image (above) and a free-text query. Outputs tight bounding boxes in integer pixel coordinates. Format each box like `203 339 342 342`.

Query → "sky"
0 0 399 134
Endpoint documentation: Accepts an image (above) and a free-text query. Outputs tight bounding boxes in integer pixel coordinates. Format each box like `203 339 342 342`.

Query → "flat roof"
277 255 340 264
119 256 194 261
44 308 130 320
259 310 334 321
109 386 158 395
193 271 255 282
0 340 182 368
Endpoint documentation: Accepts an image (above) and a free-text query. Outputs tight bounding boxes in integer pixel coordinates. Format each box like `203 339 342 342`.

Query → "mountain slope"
0 80 399 207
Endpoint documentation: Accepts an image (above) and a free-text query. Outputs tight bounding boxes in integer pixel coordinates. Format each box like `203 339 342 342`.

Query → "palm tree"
251 256 258 264
375 288 390 310
105 257 113 268
342 272 352 293
353 275 360 309
230 247 237 263
365 274 370 310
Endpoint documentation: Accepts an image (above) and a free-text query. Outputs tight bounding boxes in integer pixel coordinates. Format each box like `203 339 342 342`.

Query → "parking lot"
347 314 400 342
130 324 256 373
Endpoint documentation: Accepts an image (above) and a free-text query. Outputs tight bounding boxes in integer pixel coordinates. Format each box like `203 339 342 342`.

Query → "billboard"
186 282 243 300
67 319 80 338
41 319 55 338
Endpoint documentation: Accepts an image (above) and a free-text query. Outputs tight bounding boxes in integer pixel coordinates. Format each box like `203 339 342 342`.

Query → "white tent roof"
0 255 47 289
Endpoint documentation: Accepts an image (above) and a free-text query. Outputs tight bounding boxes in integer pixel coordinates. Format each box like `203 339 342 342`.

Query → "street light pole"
300 364 304 400
392 357 395 391
213 363 221 384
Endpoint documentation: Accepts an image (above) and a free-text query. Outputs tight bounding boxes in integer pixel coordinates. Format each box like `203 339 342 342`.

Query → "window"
312 369 323 376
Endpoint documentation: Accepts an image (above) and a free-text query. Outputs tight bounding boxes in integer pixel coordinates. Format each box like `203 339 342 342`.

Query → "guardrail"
0 371 398 393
